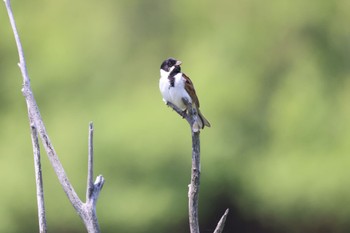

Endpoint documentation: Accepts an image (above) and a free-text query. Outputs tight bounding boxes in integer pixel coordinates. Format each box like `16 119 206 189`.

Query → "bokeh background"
1 0 350 232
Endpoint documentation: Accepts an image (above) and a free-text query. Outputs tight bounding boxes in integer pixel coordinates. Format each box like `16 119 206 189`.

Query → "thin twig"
86 122 94 201
82 122 104 232
3 0 29 86
30 124 47 233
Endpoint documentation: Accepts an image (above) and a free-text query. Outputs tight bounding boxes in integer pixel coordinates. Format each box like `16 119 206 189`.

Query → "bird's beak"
176 60 182 66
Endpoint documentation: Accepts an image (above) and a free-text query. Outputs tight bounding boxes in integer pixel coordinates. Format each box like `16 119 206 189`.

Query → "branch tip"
94 175 105 187
213 208 229 233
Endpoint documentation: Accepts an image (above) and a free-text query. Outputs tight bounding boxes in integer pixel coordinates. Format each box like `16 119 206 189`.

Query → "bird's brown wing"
183 73 200 108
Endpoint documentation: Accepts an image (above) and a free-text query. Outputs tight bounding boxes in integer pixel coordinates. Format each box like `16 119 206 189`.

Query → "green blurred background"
1 0 350 232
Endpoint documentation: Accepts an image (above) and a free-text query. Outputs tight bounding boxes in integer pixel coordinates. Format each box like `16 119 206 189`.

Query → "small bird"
159 57 211 131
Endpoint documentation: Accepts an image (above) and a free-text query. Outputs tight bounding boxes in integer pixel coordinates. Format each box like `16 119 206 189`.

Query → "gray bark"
3 1 104 232
167 99 229 233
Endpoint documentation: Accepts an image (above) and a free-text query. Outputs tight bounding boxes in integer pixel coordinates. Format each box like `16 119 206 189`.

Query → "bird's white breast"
159 72 191 111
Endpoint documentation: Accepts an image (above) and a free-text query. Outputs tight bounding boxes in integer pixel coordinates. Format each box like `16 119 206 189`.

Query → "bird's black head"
160 57 182 72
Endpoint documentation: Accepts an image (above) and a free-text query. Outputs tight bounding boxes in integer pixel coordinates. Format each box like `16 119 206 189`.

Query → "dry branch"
3 1 104 232
30 124 47 233
167 99 229 233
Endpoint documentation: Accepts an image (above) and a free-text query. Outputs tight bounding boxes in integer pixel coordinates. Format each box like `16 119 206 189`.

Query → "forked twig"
3 1 104 232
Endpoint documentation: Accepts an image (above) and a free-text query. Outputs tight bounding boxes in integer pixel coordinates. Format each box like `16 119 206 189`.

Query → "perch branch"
166 99 193 126
183 98 201 233
188 125 201 233
4 1 104 232
166 98 228 233
166 101 187 119
30 124 47 233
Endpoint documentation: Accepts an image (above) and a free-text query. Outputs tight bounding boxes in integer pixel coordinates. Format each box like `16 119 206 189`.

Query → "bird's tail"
192 109 211 132
198 110 211 128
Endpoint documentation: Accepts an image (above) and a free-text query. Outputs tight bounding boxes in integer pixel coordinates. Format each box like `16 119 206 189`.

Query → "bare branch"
166 101 187 119
4 0 81 209
183 98 201 233
166 98 195 127
3 0 29 86
213 209 229 233
166 99 202 233
82 123 105 232
166 98 228 233
30 124 47 233
4 1 104 232
86 123 105 205
188 129 201 233
86 122 94 201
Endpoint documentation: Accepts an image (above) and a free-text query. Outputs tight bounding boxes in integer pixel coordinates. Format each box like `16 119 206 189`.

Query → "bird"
159 57 211 131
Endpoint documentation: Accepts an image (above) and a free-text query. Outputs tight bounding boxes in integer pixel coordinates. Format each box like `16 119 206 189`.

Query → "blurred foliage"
1 0 350 232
